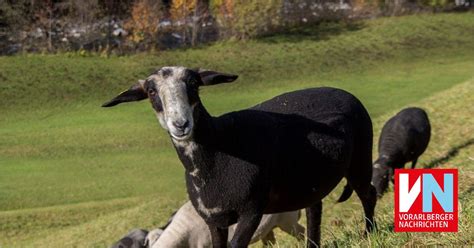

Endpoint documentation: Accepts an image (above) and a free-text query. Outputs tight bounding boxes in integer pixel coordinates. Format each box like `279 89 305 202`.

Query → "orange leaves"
170 0 197 22
125 0 162 43
212 0 234 18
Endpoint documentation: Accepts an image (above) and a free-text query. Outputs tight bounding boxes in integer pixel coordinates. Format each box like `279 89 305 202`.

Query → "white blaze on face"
197 197 222 217
150 67 195 141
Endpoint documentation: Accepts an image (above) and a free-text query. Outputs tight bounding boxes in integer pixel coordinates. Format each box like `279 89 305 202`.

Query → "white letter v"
399 173 421 212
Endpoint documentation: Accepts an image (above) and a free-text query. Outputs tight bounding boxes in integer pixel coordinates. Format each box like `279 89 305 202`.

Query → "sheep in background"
145 201 304 248
103 66 376 247
372 107 431 197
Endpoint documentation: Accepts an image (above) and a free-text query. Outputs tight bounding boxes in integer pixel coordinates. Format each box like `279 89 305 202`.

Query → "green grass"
0 13 473 247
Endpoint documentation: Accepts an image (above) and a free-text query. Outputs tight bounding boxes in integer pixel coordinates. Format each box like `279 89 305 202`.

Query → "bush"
212 0 283 39
124 0 163 49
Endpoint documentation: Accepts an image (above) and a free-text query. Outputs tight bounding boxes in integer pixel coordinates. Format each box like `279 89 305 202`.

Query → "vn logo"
394 169 458 232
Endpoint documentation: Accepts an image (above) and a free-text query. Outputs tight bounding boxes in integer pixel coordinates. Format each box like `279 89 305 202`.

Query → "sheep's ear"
102 80 147 107
198 70 238 86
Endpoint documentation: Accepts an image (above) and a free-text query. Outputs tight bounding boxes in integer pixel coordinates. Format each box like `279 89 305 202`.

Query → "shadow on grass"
425 138 474 168
257 21 366 44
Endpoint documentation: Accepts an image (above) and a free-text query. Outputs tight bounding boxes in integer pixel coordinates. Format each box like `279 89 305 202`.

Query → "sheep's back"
245 87 373 211
378 107 431 164
250 86 372 162
251 87 366 126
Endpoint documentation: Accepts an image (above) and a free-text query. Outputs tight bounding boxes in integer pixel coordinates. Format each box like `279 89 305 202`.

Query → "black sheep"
103 67 377 247
372 107 431 197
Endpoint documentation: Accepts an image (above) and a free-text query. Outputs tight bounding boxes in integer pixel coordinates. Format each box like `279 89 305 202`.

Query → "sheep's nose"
173 120 189 131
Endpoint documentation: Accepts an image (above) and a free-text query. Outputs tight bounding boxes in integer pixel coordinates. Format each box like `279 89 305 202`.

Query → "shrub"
124 0 163 48
212 0 283 39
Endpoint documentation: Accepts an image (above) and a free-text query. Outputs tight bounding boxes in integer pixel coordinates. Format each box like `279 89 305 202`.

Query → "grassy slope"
0 13 473 246
4 77 472 248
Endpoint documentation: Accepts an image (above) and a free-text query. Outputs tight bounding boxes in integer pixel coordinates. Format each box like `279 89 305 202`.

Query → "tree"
125 0 162 48
191 0 210 46
171 0 196 44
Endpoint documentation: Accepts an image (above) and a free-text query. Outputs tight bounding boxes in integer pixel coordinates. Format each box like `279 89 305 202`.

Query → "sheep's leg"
230 213 262 248
209 225 228 248
411 158 418 169
354 184 377 232
347 153 378 232
261 230 276 246
305 201 322 248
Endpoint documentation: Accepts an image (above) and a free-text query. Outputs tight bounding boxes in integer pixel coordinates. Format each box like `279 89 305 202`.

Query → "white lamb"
146 201 304 248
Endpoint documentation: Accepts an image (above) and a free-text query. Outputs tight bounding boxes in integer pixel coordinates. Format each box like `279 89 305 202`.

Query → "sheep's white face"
144 67 199 141
102 66 238 142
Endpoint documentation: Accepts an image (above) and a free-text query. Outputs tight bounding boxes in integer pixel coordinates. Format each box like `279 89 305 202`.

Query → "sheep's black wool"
372 107 431 197
103 69 377 248
177 88 376 247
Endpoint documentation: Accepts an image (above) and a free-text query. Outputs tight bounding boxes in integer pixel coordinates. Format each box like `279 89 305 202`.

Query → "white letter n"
399 173 421 212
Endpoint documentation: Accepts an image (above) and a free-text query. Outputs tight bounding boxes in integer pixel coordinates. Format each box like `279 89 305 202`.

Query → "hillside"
0 13 473 247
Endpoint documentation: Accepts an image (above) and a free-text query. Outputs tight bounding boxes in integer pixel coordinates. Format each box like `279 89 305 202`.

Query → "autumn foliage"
0 0 462 53
212 0 283 39
125 0 162 44
171 0 197 22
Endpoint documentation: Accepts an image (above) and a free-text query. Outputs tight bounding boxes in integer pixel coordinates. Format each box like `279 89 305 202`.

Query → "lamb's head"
102 66 238 141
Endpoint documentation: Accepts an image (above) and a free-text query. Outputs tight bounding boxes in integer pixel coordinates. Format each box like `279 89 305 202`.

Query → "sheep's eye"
148 89 157 96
